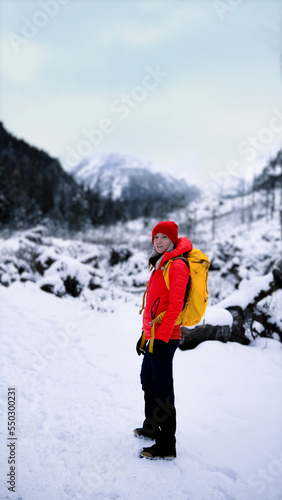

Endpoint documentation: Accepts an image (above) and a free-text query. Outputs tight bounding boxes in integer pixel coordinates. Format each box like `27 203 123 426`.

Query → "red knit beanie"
152 221 178 246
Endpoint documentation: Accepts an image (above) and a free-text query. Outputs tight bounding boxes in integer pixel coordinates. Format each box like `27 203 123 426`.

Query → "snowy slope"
1 282 282 500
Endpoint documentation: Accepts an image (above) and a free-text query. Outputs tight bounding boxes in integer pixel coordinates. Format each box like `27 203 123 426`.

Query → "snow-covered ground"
1 282 282 500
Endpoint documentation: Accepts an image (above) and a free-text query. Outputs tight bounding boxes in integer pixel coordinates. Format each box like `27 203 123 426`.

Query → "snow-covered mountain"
72 153 198 203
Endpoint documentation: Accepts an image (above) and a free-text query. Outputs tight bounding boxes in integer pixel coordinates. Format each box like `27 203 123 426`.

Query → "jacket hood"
160 236 193 266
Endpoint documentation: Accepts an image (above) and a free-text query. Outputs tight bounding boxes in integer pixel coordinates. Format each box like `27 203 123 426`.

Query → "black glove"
152 339 167 358
136 334 145 356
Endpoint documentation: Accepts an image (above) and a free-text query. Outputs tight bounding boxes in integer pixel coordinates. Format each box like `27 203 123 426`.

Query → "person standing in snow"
135 221 192 460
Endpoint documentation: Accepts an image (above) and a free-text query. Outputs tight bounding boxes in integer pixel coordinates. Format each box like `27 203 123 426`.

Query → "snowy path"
1 282 282 500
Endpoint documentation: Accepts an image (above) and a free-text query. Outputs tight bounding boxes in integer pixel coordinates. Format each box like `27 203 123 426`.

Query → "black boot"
133 428 155 440
139 443 176 460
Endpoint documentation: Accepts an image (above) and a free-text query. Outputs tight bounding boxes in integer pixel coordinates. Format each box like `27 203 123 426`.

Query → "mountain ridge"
71 152 198 203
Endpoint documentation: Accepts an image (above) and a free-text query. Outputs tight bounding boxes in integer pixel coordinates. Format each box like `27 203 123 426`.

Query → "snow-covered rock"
180 306 233 350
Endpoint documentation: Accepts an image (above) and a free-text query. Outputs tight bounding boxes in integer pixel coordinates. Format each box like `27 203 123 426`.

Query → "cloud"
95 1 210 49
0 35 42 84
113 15 187 47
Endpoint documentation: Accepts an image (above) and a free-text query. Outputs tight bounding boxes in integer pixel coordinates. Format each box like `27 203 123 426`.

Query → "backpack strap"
162 256 189 290
139 317 159 354
139 330 146 351
139 284 148 315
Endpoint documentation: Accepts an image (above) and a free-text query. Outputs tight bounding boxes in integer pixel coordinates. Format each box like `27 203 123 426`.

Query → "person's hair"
149 253 161 268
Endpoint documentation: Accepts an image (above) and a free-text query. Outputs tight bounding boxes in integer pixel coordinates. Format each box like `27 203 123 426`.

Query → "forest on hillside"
0 123 197 230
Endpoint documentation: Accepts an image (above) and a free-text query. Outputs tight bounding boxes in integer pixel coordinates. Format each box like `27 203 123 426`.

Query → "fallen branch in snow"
181 259 282 349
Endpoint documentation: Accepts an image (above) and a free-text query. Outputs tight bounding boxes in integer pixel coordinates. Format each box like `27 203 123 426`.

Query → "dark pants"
140 339 179 454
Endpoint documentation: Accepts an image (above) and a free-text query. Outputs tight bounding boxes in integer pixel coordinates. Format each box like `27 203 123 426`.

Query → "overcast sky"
1 0 282 184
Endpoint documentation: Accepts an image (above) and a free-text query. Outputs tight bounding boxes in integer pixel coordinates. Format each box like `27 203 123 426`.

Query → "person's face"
153 233 172 254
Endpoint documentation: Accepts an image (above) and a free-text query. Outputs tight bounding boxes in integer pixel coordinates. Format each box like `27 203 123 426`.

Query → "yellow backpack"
162 249 210 327
140 249 210 353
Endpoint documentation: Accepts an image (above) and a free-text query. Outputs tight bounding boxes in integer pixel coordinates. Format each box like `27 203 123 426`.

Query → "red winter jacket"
142 237 192 343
